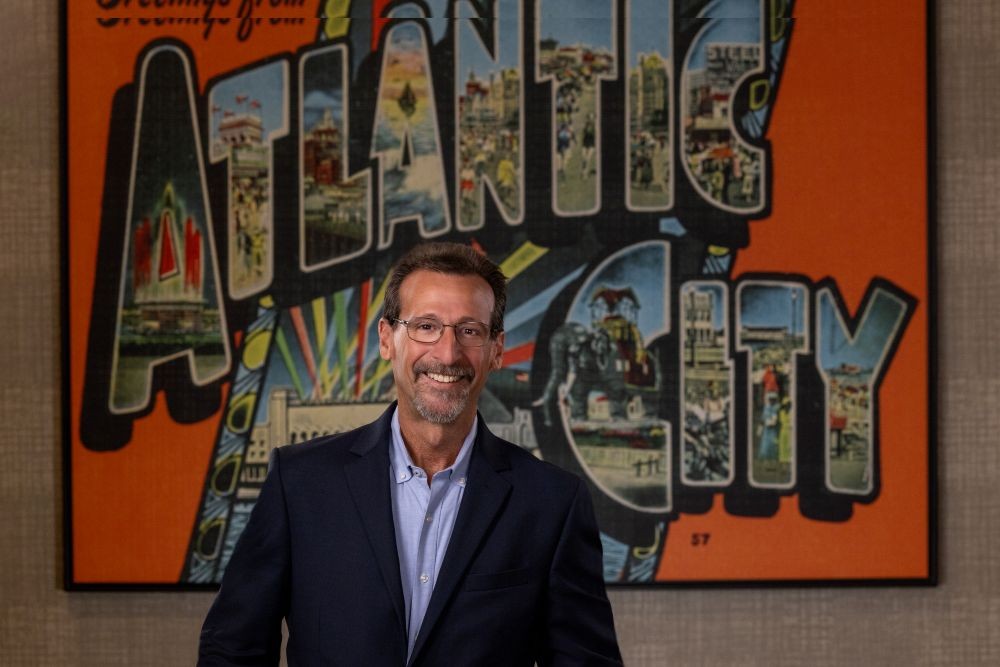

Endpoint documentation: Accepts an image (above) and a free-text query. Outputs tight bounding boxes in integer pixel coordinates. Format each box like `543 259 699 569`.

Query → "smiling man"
199 242 622 666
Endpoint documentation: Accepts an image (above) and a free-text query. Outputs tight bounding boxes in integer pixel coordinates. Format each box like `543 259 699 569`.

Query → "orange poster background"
66 2 929 584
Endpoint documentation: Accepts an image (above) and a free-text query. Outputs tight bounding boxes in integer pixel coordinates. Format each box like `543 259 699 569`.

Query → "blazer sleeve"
541 478 624 666
198 448 292 666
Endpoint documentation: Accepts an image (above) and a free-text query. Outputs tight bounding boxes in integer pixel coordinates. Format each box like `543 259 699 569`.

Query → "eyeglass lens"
402 318 488 346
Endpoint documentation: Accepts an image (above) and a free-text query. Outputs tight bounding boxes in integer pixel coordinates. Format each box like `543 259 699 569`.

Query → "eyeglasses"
391 317 495 347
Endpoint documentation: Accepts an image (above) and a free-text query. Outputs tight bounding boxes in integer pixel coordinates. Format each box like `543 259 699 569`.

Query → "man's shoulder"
276 415 387 469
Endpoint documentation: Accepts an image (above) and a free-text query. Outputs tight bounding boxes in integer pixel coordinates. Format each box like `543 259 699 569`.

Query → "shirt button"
456 476 466 486
419 573 429 584
398 472 406 480
425 515 433 523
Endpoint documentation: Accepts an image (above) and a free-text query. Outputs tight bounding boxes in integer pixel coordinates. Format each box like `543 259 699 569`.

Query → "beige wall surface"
2 2 996 665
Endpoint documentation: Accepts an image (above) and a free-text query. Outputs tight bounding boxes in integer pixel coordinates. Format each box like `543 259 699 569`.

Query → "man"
199 242 622 666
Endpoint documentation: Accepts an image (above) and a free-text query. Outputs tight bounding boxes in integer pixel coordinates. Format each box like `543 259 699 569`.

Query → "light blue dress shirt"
389 409 475 660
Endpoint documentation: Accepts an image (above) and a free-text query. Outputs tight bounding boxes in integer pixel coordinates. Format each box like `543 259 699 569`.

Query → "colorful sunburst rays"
272 276 391 403
271 241 573 403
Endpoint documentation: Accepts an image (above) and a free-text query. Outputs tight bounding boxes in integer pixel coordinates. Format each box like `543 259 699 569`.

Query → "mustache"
414 362 474 378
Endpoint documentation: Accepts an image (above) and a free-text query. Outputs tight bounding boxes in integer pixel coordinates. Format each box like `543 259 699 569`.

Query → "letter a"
109 45 231 414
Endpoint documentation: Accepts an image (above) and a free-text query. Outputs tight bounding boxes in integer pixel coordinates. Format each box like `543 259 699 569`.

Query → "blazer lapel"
344 408 406 636
408 422 512 664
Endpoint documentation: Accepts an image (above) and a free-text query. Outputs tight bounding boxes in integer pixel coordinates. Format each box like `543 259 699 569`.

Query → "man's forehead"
399 270 494 311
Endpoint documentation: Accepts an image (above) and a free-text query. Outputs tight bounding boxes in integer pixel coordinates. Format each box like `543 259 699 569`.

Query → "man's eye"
415 322 437 332
461 326 484 338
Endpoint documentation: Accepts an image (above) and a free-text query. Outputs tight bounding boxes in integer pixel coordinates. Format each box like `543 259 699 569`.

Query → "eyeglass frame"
389 317 500 347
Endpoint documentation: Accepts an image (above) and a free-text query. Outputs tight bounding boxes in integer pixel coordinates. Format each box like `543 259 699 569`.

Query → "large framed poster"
64 0 933 587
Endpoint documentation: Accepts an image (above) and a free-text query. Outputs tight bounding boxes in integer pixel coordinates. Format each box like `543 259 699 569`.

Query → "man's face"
378 269 504 426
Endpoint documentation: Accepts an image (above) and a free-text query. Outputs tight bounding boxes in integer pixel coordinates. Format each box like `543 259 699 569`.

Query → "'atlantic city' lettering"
76 0 919 584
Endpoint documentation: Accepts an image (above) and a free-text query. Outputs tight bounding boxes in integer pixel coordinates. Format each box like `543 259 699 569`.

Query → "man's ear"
378 318 393 361
490 331 505 370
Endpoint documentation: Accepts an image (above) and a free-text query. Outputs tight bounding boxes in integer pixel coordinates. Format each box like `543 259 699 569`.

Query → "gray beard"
410 362 475 424
412 385 471 424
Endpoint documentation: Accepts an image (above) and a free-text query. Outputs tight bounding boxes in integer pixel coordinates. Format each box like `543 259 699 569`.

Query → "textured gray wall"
2 2 997 665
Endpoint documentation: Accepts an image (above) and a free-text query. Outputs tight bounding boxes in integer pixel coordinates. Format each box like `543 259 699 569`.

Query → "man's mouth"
426 371 463 384
416 365 473 385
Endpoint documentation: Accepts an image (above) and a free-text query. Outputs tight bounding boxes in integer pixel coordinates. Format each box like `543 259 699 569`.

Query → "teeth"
427 372 463 383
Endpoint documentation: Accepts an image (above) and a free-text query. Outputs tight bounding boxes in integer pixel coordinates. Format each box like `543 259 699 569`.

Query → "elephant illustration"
536 320 660 427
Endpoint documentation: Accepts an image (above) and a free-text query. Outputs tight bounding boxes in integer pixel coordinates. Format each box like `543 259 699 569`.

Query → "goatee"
412 363 473 424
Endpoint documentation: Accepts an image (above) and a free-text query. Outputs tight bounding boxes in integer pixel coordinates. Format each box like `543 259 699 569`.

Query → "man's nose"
431 325 464 362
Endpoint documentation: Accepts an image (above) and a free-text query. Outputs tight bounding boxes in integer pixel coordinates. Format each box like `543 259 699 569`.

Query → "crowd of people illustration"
231 177 268 284
458 119 520 223
754 363 792 473
685 135 761 207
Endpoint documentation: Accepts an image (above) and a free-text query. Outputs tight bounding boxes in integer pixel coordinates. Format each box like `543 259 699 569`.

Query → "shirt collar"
389 407 476 487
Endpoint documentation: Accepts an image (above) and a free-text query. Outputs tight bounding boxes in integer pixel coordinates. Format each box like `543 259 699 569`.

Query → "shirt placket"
410 469 451 638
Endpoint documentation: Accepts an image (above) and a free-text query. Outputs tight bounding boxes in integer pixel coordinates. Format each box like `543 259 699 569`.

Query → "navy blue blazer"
199 405 622 666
